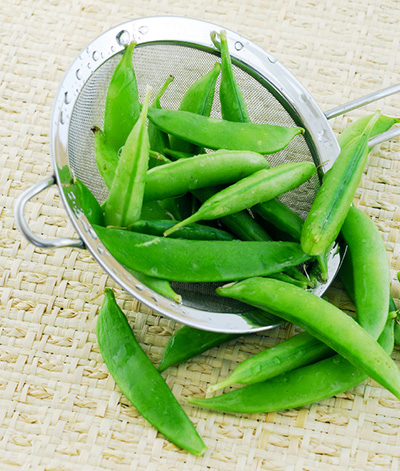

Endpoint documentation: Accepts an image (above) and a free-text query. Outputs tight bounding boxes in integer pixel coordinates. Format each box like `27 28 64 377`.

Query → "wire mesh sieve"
42 17 346 332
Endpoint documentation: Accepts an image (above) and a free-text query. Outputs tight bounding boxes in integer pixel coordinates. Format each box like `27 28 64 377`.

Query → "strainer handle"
14 176 84 249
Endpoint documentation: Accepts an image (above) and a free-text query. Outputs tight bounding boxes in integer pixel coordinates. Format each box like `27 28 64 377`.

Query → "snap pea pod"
208 331 333 392
126 268 182 303
164 162 316 236
93 225 311 282
143 150 271 202
337 114 400 149
341 206 390 339
104 42 141 152
104 87 152 227
147 107 304 154
191 187 313 288
158 328 242 372
211 30 250 123
74 178 104 226
91 126 168 191
97 288 206 455
253 198 304 241
188 313 395 413
215 277 400 400
158 312 284 372
128 219 236 241
169 62 221 154
209 203 392 392
301 112 380 256
91 126 119 190
148 75 174 159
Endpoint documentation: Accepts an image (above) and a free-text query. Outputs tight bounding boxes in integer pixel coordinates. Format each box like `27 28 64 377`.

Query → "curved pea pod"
143 150 270 202
340 206 390 339
147 107 304 154
128 219 236 241
207 331 333 392
91 126 119 190
211 30 250 123
164 162 316 236
104 87 152 227
158 327 242 372
104 42 141 152
148 75 174 160
300 112 380 256
253 198 303 240
216 277 400 400
126 268 181 303
97 289 206 455
188 312 396 414
338 113 400 149
74 178 104 226
93 225 311 282
169 62 221 154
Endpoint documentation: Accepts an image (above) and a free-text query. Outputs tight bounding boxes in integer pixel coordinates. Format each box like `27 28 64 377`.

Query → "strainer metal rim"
49 16 341 333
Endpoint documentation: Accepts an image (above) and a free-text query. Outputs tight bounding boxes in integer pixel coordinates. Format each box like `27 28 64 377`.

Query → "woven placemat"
1 1 400 470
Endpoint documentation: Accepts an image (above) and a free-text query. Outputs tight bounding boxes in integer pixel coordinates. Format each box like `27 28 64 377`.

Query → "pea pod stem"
97 289 206 455
164 162 316 236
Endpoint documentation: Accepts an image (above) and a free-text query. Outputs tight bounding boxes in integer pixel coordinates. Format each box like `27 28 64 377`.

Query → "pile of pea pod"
75 32 400 455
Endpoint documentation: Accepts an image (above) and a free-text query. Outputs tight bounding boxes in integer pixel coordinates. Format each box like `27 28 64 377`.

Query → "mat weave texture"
1 1 400 470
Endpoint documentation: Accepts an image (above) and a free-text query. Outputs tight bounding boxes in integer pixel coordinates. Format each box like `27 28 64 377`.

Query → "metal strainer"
15 16 400 333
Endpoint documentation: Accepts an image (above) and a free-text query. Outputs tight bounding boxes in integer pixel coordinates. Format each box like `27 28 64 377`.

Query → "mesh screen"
68 43 319 312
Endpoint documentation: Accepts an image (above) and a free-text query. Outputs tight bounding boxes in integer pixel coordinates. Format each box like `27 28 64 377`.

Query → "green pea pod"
169 62 221 154
125 268 181 303
216 277 400 400
211 30 250 123
104 42 141 152
208 330 332 393
148 75 174 159
341 206 390 339
104 87 152 227
91 126 119 190
158 327 242 372
301 112 381 256
147 107 304 154
93 225 311 282
97 289 206 455
74 178 104 226
188 312 395 414
144 150 271 202
128 219 236 241
338 114 400 148
253 198 303 240
164 162 316 236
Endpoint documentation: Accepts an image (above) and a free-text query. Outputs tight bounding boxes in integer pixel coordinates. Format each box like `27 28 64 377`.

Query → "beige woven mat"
1 0 400 469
